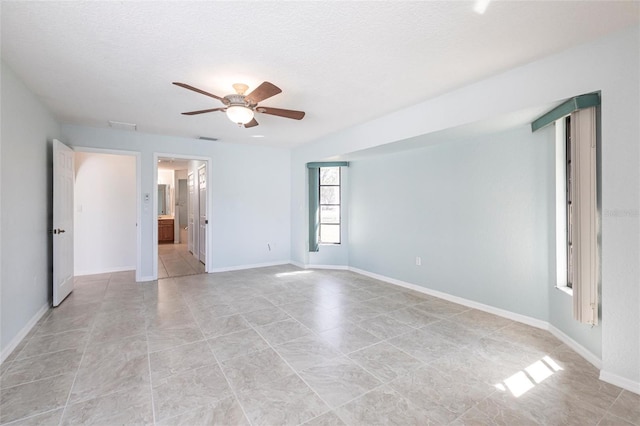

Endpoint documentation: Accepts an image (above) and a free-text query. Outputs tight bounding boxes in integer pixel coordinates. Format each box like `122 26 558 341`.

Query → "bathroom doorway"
154 154 211 279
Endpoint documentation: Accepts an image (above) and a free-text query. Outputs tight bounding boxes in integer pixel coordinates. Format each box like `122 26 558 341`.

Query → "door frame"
74 147 142 281
153 152 212 279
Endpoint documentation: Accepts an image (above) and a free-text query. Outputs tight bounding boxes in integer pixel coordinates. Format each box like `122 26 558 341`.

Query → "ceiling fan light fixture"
226 105 254 125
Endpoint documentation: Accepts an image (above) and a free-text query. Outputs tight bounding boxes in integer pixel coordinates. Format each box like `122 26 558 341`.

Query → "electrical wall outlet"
416 256 422 266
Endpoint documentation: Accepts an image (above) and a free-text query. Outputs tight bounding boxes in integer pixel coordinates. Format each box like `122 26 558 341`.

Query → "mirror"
158 184 169 215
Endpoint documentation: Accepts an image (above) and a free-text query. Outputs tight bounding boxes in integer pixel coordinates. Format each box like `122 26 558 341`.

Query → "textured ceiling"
2 1 638 148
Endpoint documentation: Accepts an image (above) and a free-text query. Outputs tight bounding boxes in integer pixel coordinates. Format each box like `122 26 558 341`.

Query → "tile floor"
158 243 205 278
1 265 638 425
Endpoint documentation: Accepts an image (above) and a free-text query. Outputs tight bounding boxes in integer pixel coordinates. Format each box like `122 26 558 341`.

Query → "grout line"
246 320 336 420
0 407 63 426
56 287 104 426
183 295 255 426
141 277 163 426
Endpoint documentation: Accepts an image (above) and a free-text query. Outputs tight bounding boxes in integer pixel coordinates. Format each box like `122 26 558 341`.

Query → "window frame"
565 115 573 289
318 166 341 245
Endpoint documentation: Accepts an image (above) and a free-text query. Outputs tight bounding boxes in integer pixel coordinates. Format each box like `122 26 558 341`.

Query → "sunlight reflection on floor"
495 355 564 397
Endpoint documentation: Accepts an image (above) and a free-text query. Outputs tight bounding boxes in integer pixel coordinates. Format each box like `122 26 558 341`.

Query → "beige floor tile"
237 374 329 426
388 328 461 364
241 306 291 326
146 323 205 353
319 322 381 354
61 385 153 425
15 329 89 361
274 335 343 372
336 385 447 425
349 341 423 383
1 348 83 389
299 356 381 408
149 340 217 385
3 267 628 426
390 364 494 416
208 328 269 362
70 334 149 403
4 408 64 426
221 348 295 393
152 365 232 421
156 396 249 426
197 313 251 338
0 374 75 424
303 411 346 426
256 318 313 346
608 390 640 425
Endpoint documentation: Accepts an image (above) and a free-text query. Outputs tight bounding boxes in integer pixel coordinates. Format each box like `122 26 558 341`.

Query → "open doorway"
73 148 141 280
154 154 211 279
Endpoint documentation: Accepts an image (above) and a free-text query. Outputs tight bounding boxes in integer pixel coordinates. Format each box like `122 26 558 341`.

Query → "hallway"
158 243 205 278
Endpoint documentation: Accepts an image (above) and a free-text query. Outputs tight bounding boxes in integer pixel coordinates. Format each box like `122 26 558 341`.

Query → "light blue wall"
291 26 638 382
349 126 553 321
62 125 291 277
1 61 61 354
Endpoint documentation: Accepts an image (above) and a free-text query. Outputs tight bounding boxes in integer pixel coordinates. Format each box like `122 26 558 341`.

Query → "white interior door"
53 140 74 306
187 172 195 254
198 165 207 264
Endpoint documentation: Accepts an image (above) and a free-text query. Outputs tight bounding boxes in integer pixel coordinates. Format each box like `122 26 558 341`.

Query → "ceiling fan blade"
181 107 226 115
257 107 305 120
244 118 259 128
245 82 282 104
173 82 224 102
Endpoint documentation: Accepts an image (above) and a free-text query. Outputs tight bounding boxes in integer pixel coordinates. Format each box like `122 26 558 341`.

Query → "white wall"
1 61 61 357
291 26 639 390
74 152 137 275
62 125 292 278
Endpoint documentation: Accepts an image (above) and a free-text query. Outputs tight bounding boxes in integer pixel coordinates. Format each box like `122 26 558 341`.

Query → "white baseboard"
547 324 601 369
74 265 136 276
210 260 290 273
313 264 604 374
599 370 640 395
290 261 306 269
138 275 157 282
1 303 49 364
349 266 548 330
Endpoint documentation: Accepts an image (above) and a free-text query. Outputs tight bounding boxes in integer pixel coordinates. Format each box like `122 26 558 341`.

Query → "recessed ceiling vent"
108 120 137 131
198 136 218 141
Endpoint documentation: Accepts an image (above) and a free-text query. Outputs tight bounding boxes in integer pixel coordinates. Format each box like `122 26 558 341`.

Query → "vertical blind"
570 107 598 325
306 162 349 252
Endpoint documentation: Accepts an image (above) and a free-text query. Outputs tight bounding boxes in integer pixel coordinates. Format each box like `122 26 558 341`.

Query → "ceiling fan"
172 81 305 128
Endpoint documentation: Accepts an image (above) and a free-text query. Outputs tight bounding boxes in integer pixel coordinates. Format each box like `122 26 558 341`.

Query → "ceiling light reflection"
275 270 314 278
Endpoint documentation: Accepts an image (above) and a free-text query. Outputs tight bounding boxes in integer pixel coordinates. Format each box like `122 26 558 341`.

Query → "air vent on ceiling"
108 120 137 131
198 136 218 141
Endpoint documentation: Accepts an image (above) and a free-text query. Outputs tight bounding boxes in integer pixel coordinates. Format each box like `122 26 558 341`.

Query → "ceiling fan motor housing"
224 94 250 108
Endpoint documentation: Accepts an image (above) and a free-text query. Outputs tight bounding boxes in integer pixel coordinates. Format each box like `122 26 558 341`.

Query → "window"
565 116 573 289
307 161 348 252
532 93 599 325
319 167 341 244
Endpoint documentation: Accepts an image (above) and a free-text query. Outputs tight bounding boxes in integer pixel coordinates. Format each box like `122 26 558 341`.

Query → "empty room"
1 1 639 425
